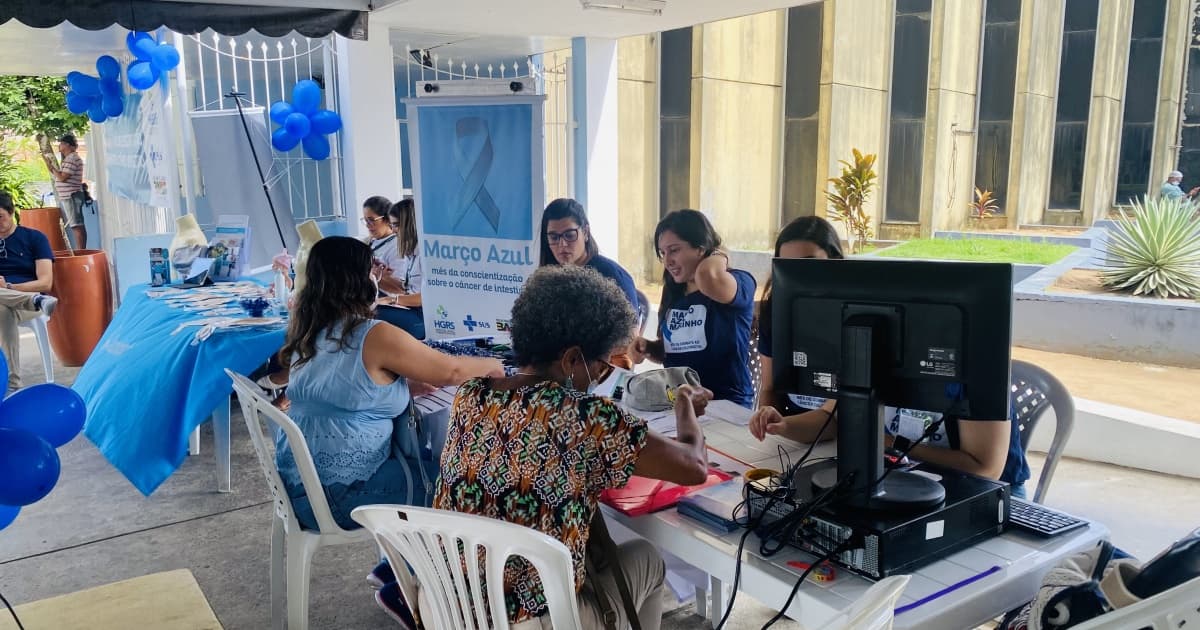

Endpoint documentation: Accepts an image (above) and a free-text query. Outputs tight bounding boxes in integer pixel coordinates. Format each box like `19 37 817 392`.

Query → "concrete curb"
1027 397 1200 479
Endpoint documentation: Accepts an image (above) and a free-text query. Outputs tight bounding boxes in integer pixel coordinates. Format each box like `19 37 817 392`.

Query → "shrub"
1100 196 1200 299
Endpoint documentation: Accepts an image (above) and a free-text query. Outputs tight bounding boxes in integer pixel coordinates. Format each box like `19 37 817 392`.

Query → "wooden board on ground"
0 569 222 630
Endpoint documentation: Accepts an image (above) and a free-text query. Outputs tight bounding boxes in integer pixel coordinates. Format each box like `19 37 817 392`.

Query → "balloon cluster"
65 55 125 124
0 350 88 531
125 32 181 91
269 80 343 161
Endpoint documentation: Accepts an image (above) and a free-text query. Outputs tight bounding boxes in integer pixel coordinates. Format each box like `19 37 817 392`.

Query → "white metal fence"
177 31 343 223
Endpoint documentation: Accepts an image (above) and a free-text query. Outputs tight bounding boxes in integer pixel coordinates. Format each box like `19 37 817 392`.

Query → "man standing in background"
51 134 86 249
1159 170 1199 203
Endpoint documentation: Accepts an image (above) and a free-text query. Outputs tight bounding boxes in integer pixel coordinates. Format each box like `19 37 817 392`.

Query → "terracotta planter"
47 249 114 367
18 207 69 252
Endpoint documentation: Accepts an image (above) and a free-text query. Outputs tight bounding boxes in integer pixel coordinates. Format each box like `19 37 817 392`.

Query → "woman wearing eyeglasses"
539 198 641 367
362 195 405 292
372 198 425 340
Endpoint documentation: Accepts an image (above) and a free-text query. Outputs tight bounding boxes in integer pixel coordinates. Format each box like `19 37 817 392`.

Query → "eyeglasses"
362 216 387 226
593 360 616 385
546 228 581 245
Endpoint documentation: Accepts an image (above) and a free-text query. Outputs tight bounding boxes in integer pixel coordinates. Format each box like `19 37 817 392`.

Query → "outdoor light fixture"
579 0 665 15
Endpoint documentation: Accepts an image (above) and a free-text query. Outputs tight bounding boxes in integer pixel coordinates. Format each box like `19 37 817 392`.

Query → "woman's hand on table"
749 406 786 441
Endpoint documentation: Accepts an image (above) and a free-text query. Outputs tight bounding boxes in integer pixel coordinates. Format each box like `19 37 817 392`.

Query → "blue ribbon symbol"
451 117 502 232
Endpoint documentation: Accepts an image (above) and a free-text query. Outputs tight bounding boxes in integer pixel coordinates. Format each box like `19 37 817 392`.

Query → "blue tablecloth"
76 284 286 495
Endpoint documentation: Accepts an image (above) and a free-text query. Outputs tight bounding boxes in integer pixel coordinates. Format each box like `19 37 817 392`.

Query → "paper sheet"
703 399 754 426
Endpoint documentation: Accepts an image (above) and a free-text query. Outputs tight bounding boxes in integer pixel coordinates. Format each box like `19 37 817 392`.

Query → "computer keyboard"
1008 496 1088 537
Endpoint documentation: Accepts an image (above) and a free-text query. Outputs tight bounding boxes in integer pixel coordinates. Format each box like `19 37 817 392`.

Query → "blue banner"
104 88 172 207
408 97 545 342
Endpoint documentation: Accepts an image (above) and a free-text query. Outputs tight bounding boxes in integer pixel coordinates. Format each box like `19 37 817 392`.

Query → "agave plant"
1100 196 1200 299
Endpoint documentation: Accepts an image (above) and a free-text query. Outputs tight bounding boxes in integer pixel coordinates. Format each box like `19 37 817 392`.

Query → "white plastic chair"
19 314 54 383
1070 574 1200 629
226 369 373 630
816 575 910 630
351 505 584 630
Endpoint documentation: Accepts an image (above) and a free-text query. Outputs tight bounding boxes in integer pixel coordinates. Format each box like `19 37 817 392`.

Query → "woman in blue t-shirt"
539 198 642 368
747 216 1030 495
634 210 757 407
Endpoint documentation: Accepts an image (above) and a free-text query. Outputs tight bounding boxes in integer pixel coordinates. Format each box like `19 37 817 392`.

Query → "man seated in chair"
0 193 57 392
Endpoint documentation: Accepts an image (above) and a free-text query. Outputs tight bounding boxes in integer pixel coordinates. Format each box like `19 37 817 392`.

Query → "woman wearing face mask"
748 216 1028 493
633 210 757 408
430 264 710 629
539 198 641 367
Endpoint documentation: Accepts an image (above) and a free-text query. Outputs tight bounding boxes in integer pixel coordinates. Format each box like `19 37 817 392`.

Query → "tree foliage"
825 148 878 253
0 76 90 175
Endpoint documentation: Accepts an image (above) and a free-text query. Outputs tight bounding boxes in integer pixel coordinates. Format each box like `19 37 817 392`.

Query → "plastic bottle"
274 267 291 317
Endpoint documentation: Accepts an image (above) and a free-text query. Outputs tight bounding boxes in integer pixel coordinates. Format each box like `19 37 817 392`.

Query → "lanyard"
370 235 396 253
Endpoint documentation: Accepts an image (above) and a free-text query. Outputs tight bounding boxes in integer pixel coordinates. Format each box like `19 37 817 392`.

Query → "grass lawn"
873 238 1076 265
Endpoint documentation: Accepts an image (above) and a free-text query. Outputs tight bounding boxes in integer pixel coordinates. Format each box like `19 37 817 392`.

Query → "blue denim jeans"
289 455 438 531
375 305 425 340
1010 483 1027 499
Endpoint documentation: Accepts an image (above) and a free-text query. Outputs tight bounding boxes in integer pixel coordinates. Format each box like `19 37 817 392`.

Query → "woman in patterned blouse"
435 265 711 629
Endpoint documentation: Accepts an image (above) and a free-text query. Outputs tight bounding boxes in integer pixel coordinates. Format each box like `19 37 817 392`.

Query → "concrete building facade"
611 0 1197 280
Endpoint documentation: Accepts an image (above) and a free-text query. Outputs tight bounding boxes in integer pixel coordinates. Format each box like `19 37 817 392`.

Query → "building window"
1048 0 1099 210
781 2 824 223
1179 4 1200 184
1115 0 1166 205
659 27 692 215
885 0 933 223
974 0 1022 214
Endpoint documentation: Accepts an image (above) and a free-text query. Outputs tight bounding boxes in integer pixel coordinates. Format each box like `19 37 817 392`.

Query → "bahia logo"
495 319 511 332
433 305 456 334
462 314 492 333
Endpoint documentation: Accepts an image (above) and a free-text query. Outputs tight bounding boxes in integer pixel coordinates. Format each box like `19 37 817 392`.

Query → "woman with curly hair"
430 265 711 629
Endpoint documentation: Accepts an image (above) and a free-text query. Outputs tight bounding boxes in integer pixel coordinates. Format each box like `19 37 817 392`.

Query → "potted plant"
967 188 1004 230
825 148 877 254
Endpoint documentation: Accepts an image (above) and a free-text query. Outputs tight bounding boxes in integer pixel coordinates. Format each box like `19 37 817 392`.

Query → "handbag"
624 367 701 411
586 510 644 630
391 399 440 507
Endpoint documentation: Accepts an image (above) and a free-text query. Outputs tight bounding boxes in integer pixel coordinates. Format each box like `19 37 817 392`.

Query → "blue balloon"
102 94 124 118
88 103 107 124
66 71 85 85
127 32 155 60
309 110 342 135
133 37 158 62
271 128 301 152
65 92 90 115
302 134 331 160
96 55 121 79
0 504 17 530
128 61 158 90
292 80 322 115
69 73 101 97
269 101 293 126
150 44 180 73
0 427 60 506
100 77 121 97
284 112 311 139
0 384 87 448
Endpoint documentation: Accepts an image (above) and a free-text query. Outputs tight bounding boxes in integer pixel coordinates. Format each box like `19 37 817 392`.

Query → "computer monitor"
770 258 1012 511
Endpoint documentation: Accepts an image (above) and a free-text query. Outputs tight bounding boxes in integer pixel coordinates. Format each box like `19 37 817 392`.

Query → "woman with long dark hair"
633 209 757 407
539 198 640 367
373 198 425 339
275 236 502 532
748 217 1026 492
